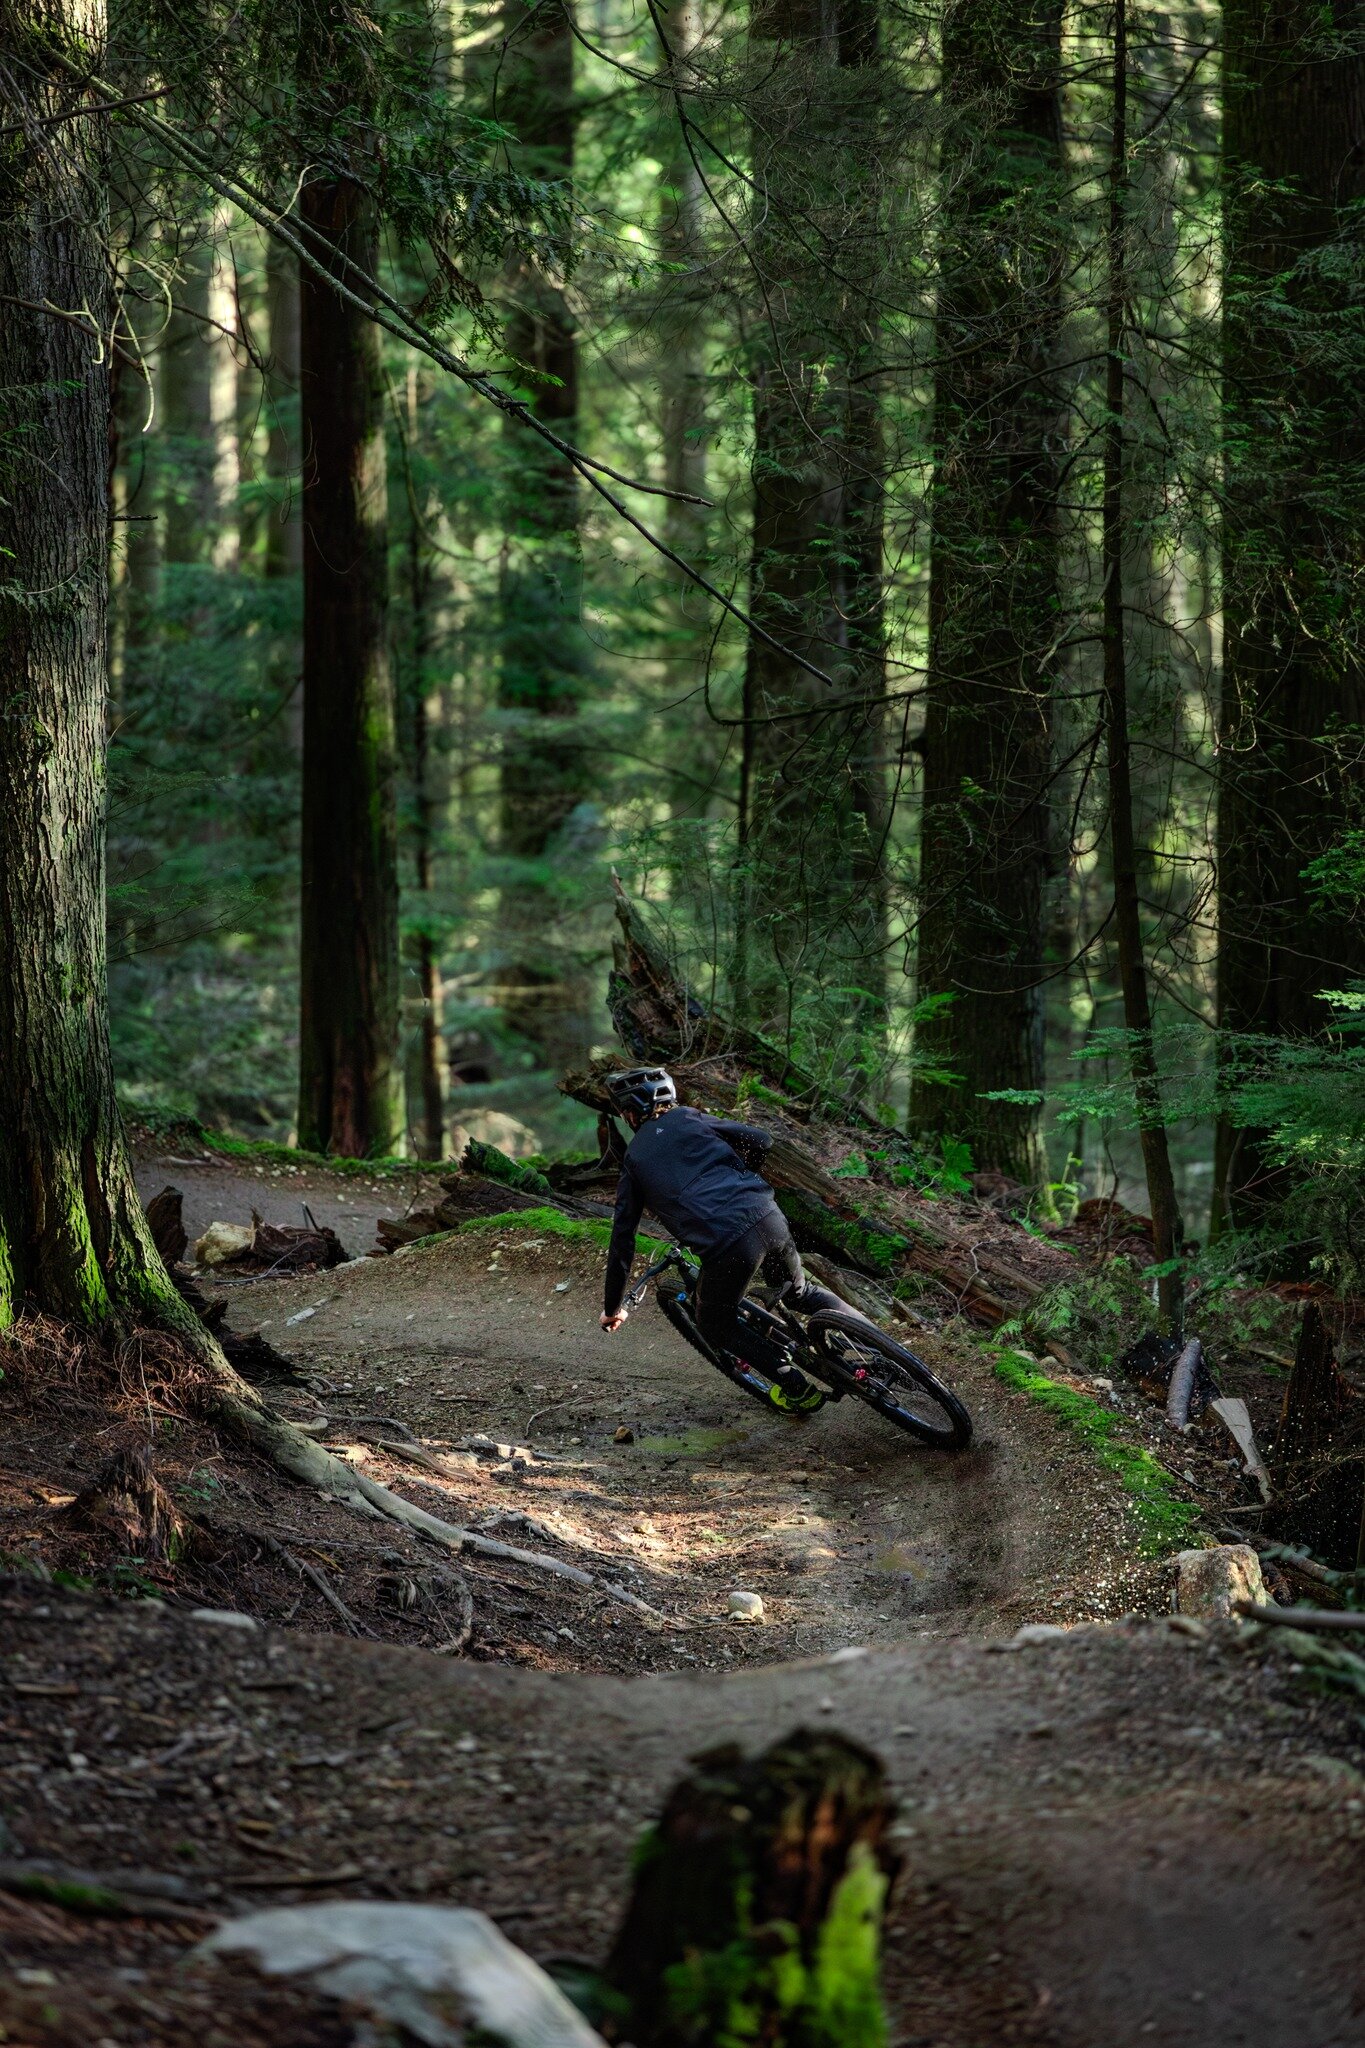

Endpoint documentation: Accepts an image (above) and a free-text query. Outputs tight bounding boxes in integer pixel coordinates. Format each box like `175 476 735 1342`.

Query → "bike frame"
625 1243 813 1355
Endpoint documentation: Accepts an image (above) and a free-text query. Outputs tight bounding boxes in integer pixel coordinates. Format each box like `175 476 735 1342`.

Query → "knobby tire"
807 1310 973 1450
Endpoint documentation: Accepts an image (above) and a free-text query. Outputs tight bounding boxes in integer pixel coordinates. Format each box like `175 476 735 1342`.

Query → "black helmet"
605 1066 677 1119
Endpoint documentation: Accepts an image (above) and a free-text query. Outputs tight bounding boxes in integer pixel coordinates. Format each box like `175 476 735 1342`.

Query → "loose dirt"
1 1148 1362 2046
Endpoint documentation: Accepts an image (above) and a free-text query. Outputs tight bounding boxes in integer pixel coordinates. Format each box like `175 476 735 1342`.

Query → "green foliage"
990 1349 1197 1554
1001 1264 1153 1373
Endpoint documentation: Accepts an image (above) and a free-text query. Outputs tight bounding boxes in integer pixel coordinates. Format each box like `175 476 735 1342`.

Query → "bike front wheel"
807 1310 973 1450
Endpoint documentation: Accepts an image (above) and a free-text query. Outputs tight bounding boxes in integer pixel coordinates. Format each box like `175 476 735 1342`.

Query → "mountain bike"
624 1243 973 1451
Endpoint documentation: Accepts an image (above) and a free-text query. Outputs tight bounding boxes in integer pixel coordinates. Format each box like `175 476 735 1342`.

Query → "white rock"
189 1608 259 1631
1173 1543 1267 1621
190 1221 254 1268
727 1589 765 1622
1011 1623 1071 1647
193 1902 607 2048
285 1305 318 1326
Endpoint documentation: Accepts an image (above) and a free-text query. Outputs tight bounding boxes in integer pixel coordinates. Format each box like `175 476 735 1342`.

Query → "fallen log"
562 893 1059 1323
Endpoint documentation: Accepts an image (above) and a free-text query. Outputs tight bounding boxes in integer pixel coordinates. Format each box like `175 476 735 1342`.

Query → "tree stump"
602 1729 897 2048
144 1186 188 1268
68 1444 191 1563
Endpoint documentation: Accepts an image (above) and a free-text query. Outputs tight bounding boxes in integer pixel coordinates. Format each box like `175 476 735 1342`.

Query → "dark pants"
694 1211 841 1375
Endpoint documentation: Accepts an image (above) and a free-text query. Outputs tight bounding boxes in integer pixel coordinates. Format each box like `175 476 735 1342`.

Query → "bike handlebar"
624 1243 693 1310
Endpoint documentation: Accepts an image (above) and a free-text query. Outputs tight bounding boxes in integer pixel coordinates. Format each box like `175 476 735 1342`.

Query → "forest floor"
0 1142 1362 2045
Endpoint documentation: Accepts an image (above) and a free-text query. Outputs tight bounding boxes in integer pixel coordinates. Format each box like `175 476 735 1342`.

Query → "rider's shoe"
767 1365 826 1414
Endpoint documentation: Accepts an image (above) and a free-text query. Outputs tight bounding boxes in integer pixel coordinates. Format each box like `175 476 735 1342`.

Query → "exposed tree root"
208 1384 680 1626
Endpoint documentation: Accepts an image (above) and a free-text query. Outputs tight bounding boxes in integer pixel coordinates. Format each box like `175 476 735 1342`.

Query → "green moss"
452 1207 670 1253
808 1843 890 2047
9 1874 128 1917
202 1129 416 1176
990 1350 1197 1554
652 1857 887 2048
463 1138 554 1198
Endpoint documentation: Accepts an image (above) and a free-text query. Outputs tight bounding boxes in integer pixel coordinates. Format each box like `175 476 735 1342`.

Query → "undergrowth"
991 1350 1197 1555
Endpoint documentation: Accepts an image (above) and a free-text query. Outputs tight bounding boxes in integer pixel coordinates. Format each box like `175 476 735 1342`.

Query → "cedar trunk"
297 176 401 1158
737 0 888 1041
497 0 595 1073
1216 2 1365 1227
909 0 1063 1184
0 0 196 1332
1100 3 1183 1328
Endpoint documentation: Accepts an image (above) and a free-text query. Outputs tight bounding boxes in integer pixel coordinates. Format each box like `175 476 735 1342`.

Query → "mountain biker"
597 1065 839 1413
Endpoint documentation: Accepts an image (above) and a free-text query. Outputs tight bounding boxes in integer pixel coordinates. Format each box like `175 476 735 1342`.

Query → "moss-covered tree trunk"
296 148 401 1157
604 1730 896 2048
909 0 1063 1183
0 0 193 1332
1214 1 1365 1230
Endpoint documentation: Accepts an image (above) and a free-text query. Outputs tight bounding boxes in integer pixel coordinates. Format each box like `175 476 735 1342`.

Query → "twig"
526 1385 579 1436
1234 1601 1365 1633
426 1569 474 1654
375 1439 478 1480
0 1859 217 1923
263 1535 375 1638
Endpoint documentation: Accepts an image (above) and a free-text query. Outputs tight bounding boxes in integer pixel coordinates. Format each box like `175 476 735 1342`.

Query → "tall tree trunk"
909 0 1063 1183
835 0 888 1050
659 0 708 573
264 235 302 583
0 0 190 1330
160 234 214 566
497 0 595 1073
1214 1 1365 1230
656 0 724 869
264 235 303 754
402 368 449 1159
1102 2 1183 1328
296 165 401 1157
737 0 888 1044
207 215 240 572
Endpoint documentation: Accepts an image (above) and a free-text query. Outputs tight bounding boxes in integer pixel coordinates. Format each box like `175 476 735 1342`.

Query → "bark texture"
1216 1 1365 1226
297 167 401 1157
738 0 889 1040
0 0 182 1328
910 0 1063 1183
1100 5 1183 1328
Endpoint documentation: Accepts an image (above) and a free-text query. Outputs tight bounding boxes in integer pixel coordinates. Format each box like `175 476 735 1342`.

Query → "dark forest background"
89 0 1365 1289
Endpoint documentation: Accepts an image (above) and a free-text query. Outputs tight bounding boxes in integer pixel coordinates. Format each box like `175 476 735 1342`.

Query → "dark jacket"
603 1107 781 1313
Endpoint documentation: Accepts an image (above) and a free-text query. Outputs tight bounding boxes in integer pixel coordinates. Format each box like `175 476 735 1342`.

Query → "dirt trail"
1 1151 1361 2045
2 1579 1363 2047
227 1221 1154 1660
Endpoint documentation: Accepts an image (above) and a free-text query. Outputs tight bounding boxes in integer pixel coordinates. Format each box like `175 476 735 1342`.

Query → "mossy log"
603 1729 897 2048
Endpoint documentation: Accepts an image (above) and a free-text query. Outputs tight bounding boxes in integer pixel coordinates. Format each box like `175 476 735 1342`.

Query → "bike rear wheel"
655 1284 776 1410
807 1310 973 1449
